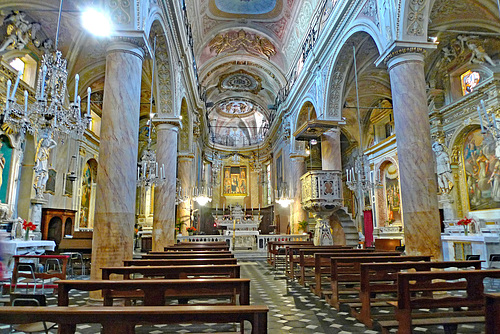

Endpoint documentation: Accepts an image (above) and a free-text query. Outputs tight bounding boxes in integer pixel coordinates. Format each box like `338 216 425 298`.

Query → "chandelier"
175 178 189 205
193 181 212 206
275 182 293 207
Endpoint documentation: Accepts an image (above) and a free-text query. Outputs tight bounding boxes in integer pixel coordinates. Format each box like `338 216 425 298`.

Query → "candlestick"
11 69 23 100
24 90 28 114
87 87 92 117
477 106 485 132
77 96 81 120
137 167 140 179
6 80 11 110
40 65 47 99
74 74 79 102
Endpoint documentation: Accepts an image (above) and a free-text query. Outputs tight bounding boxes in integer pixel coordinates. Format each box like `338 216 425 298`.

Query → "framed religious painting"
463 129 500 211
223 166 247 196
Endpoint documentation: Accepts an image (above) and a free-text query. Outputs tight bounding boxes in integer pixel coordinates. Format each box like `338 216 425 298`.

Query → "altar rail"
176 235 310 252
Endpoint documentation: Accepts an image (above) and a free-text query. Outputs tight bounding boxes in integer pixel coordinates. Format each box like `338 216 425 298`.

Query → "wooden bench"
176 241 229 246
0 305 269 334
164 245 230 251
142 252 234 259
57 278 250 306
378 269 500 334
5 254 69 293
101 264 240 280
266 240 313 267
326 255 431 309
285 246 357 279
123 258 238 266
353 260 483 328
485 292 500 334
299 250 398 286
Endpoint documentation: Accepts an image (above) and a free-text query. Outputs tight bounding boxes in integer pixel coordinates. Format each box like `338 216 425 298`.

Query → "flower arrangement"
186 226 197 234
457 217 475 235
22 220 36 241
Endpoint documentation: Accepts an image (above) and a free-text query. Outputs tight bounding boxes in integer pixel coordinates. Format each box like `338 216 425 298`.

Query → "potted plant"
175 218 186 239
298 220 309 234
186 226 197 236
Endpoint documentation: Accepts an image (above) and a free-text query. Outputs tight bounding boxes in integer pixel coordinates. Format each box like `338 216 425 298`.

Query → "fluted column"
177 153 194 235
153 120 180 250
387 51 441 259
91 41 144 282
290 154 307 232
321 128 342 170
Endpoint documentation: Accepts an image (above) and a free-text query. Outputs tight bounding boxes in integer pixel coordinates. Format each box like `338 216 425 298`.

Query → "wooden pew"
101 264 240 280
57 278 250 306
164 245 230 251
326 255 431 308
176 241 228 246
298 250 390 285
378 269 500 334
485 292 500 334
285 246 357 279
354 260 482 328
142 252 234 259
123 258 238 266
266 240 313 267
0 305 269 334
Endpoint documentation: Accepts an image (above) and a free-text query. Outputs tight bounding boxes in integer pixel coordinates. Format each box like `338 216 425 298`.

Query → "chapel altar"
213 204 261 250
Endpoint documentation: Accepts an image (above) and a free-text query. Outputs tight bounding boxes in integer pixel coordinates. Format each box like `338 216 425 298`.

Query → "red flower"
22 220 36 231
457 217 475 226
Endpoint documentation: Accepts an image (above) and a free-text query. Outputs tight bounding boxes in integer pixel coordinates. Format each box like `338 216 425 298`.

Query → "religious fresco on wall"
215 0 276 14
0 135 13 203
276 151 282 191
463 129 500 211
223 166 247 195
79 162 92 228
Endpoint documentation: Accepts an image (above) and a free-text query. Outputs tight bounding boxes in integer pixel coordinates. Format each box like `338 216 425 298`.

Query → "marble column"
290 154 307 232
153 120 180 251
321 127 342 170
91 41 144 284
177 154 194 234
387 52 442 259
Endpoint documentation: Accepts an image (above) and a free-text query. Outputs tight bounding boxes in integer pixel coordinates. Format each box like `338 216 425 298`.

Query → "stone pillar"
153 120 180 251
91 41 144 283
177 154 194 234
387 52 442 259
321 128 342 170
290 154 307 232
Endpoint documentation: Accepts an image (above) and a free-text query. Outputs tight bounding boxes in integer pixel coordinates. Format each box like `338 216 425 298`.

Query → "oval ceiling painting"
214 0 276 15
209 0 282 19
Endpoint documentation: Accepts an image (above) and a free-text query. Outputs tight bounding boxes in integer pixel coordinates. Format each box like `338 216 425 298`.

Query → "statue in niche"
33 131 57 198
432 142 453 194
0 11 41 52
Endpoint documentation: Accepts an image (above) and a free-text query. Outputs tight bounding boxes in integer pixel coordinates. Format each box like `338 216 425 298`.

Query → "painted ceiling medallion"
218 100 257 115
209 0 283 19
209 30 276 59
219 70 262 94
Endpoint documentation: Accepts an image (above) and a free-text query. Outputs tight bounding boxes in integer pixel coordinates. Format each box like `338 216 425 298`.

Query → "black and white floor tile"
1 260 497 333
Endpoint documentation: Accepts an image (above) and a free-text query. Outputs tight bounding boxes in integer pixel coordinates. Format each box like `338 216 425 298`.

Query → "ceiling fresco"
209 0 283 19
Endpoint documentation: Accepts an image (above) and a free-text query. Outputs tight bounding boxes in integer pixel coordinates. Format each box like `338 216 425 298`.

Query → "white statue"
432 142 453 193
33 132 57 198
467 42 496 67
0 11 40 52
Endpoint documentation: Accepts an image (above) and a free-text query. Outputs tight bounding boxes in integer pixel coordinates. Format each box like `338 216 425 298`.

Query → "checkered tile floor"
1 260 498 333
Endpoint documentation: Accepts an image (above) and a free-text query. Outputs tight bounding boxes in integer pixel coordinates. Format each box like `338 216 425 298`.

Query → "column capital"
178 153 195 161
289 153 308 160
152 116 182 132
106 38 146 61
375 41 437 67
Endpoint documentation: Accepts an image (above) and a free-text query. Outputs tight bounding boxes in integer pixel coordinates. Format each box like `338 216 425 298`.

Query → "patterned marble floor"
1 260 496 333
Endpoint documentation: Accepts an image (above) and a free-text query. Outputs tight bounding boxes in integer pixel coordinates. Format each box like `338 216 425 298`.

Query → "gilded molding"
384 46 425 65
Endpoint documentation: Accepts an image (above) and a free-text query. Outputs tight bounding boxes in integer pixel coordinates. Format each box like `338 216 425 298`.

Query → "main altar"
213 204 261 250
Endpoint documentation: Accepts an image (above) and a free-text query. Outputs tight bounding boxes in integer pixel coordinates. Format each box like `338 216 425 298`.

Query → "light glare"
82 8 112 37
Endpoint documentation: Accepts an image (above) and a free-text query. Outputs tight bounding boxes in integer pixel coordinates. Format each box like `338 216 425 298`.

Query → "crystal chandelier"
275 182 293 207
137 119 165 187
175 178 189 205
193 181 212 206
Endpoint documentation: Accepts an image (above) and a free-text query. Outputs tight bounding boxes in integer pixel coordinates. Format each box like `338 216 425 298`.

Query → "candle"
24 90 28 113
74 74 79 102
77 96 81 119
6 80 11 110
155 162 158 176
87 87 92 117
162 164 165 179
137 166 140 179
477 106 485 132
40 65 47 99
223 203 225 213
11 68 23 100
